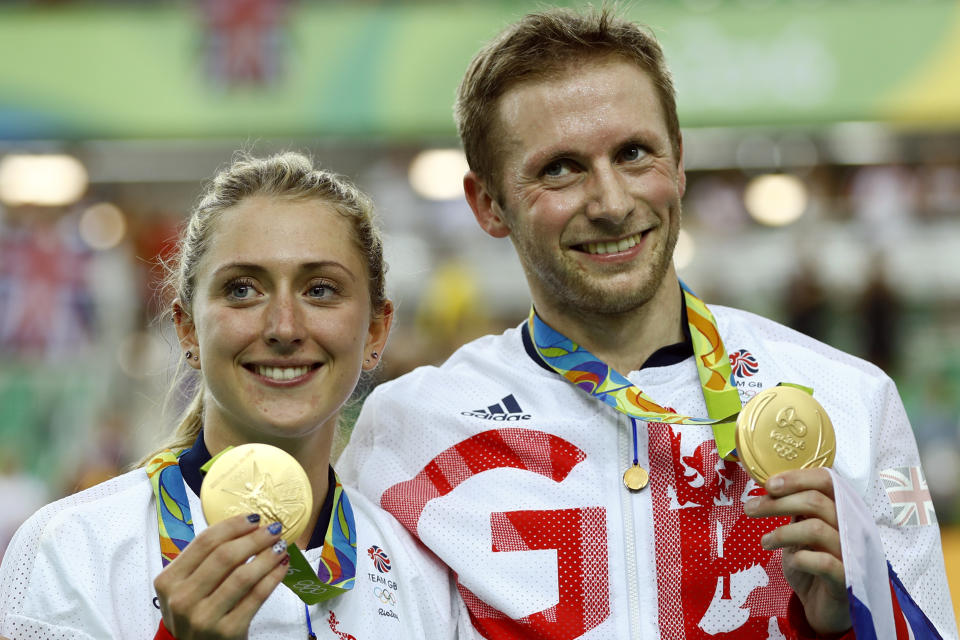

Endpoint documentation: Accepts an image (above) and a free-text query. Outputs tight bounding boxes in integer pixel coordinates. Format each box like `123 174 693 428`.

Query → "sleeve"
0 510 107 640
845 376 958 639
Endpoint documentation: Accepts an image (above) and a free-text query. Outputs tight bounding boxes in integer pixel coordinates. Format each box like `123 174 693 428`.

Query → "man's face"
484 57 685 319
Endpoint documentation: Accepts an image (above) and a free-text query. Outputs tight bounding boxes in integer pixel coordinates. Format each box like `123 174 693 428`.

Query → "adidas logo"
461 394 531 421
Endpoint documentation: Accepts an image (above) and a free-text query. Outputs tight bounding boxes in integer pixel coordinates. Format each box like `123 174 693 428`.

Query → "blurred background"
1 0 959 615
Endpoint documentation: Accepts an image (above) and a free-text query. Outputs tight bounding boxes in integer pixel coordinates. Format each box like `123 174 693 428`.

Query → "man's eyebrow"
524 130 664 165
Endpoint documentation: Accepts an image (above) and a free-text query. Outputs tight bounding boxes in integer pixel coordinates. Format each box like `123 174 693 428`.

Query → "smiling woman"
169 194 386 463
0 153 459 640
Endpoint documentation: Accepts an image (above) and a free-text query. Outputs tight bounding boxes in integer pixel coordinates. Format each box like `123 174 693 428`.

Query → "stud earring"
371 352 379 360
185 350 193 360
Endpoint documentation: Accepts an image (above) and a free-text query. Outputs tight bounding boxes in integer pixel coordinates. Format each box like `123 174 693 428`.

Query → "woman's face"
175 195 390 447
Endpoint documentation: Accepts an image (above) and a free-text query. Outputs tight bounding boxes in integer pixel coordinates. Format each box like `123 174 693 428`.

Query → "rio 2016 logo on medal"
735 385 836 486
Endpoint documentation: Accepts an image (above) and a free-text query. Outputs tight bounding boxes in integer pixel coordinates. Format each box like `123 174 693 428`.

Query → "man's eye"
543 160 572 178
620 144 645 162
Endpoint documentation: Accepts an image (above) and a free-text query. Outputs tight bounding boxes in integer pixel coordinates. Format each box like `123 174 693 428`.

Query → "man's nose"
584 164 634 224
263 292 304 349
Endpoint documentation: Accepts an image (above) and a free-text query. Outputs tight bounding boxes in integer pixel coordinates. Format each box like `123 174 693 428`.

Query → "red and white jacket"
338 305 958 640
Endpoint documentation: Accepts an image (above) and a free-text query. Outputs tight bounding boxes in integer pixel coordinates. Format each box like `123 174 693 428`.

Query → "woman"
0 152 458 639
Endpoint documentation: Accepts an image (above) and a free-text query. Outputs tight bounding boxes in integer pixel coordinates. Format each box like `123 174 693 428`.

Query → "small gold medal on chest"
623 464 649 491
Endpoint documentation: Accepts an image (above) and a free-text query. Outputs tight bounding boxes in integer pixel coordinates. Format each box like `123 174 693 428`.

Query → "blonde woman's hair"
139 151 386 465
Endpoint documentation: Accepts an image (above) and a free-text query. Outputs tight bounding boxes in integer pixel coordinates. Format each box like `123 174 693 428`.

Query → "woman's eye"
227 280 257 300
306 282 337 299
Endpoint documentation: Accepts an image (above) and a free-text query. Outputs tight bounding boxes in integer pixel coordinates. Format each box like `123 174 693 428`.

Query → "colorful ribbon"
314 475 356 588
528 282 743 460
145 450 193 566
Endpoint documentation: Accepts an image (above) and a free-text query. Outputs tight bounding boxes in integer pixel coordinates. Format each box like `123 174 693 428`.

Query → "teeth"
255 365 310 381
584 233 642 255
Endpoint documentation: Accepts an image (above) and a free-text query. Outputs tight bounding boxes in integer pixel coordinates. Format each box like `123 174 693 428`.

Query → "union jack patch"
880 466 937 527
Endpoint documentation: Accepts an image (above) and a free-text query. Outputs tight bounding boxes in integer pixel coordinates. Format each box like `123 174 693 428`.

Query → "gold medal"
735 386 836 486
623 464 649 491
200 443 312 544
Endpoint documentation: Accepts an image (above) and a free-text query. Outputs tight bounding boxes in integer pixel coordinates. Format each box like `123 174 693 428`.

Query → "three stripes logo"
461 394 531 421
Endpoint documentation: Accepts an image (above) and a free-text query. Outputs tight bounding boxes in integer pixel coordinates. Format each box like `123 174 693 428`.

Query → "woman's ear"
363 300 394 371
173 300 201 370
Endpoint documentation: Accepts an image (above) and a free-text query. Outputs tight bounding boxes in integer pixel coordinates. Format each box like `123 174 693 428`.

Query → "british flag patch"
879 466 937 527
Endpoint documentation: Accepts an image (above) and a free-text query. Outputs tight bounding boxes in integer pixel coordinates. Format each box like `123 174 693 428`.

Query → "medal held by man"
735 385 836 486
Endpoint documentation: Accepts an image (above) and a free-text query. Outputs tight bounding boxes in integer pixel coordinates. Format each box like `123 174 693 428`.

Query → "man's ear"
173 300 201 370
464 171 511 239
676 135 686 197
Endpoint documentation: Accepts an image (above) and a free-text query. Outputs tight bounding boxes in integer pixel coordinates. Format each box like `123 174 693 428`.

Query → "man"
338 8 957 639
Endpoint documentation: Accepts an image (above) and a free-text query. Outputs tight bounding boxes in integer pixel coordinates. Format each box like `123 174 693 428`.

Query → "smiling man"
338 7 957 640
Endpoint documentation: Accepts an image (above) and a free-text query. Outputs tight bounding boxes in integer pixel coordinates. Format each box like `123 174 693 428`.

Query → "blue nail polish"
268 522 282 535
246 513 261 523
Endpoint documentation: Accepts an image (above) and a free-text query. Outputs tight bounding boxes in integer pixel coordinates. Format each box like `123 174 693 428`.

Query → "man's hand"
744 468 851 635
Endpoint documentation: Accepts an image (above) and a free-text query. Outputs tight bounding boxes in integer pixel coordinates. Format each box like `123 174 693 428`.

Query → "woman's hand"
153 514 290 640
745 468 851 635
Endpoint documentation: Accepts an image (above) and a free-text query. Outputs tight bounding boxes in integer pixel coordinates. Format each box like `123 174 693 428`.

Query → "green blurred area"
1 1 959 139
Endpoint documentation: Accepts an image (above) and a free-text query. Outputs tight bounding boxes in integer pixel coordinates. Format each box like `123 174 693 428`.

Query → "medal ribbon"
282 474 357 604
146 449 194 567
145 449 356 603
528 282 743 460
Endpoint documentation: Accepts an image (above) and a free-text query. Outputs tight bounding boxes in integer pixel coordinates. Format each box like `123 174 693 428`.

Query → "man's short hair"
454 6 681 196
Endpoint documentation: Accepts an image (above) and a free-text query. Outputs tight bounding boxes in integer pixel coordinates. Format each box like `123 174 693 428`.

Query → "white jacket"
338 305 958 639
0 465 459 639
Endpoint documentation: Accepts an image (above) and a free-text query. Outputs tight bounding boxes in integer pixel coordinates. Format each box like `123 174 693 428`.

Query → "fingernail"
281 555 290 566
267 522 282 535
768 476 783 491
272 539 287 554
743 500 756 515
246 514 261 523
761 533 772 549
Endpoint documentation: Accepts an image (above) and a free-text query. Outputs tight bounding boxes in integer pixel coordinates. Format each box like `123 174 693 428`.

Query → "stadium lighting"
0 154 88 206
743 173 808 227
79 202 127 251
408 149 469 201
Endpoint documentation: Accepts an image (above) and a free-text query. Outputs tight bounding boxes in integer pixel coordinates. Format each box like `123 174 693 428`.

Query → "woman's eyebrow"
210 260 356 282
